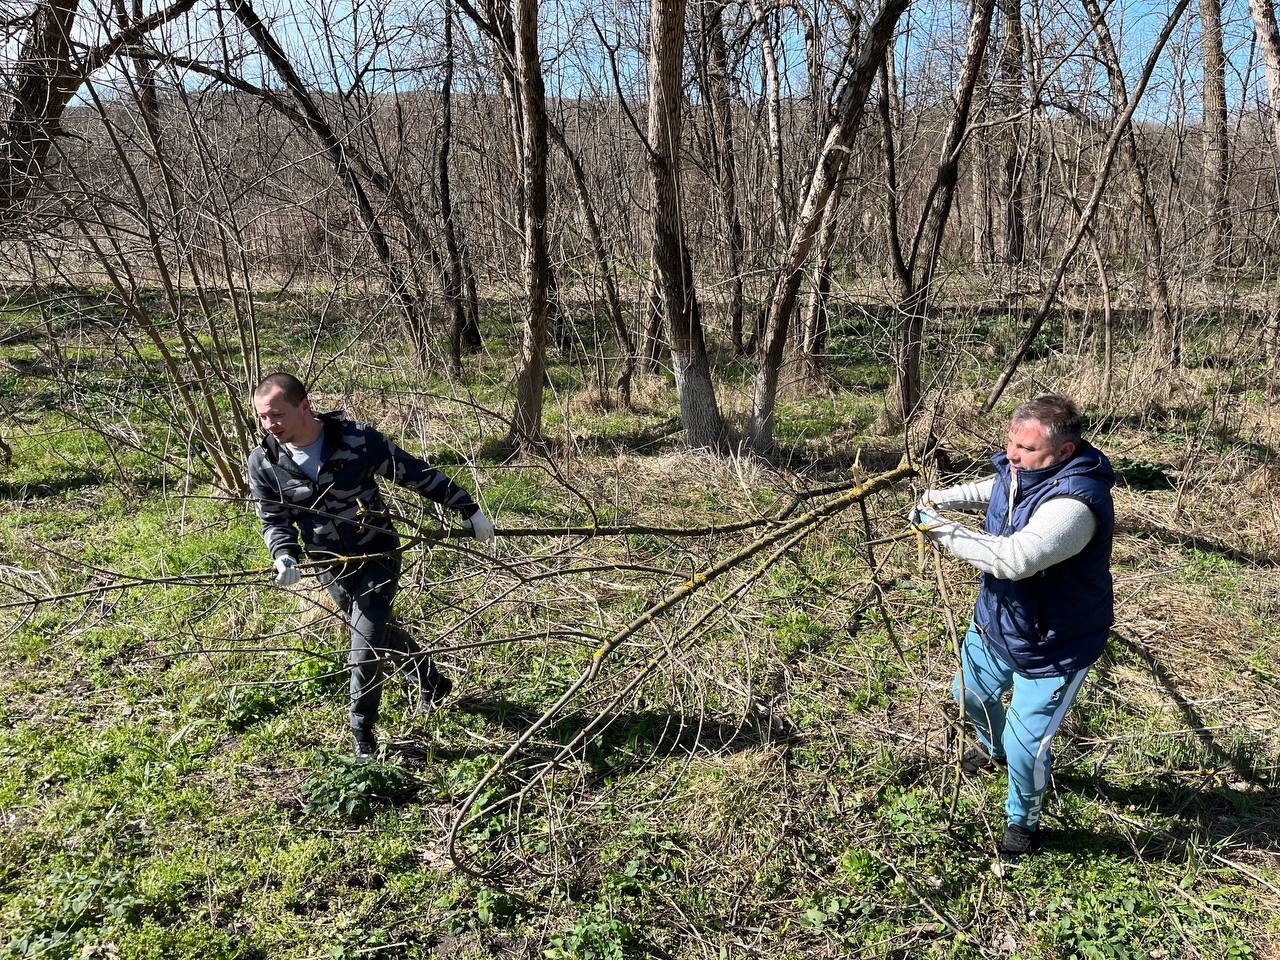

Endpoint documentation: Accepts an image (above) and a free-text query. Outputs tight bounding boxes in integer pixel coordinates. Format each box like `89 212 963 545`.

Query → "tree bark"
887 0 996 427
971 142 996 265
461 253 483 352
1200 0 1230 264
998 0 1026 263
642 269 665 375
1082 0 1178 367
753 0 789 244
1250 0 1280 384
650 0 728 449
1248 0 1280 164
508 0 551 450
879 61 911 296
698 0 747 356
1 0 78 215
800 175 847 380
747 0 912 453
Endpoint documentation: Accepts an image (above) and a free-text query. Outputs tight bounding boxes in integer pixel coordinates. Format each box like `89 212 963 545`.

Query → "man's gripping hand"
462 509 496 546
273 555 302 587
908 504 946 532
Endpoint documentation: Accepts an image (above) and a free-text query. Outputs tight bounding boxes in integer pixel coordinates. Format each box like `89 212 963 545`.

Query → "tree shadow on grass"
0 470 107 500
1056 766 1280 855
757 442 908 480
392 696 785 782
574 416 686 456
1116 519 1280 567
1118 631 1275 792
0 470 172 502
1056 630 1280 856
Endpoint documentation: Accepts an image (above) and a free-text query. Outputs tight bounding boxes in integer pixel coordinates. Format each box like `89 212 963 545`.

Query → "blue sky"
4 0 1273 124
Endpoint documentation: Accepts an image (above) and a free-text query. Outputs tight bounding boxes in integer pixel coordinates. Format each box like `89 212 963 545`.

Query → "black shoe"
415 662 453 716
352 730 378 761
960 745 1008 775
997 823 1040 861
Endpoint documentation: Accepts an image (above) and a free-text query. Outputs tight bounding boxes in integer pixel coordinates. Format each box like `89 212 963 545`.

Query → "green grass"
1 291 1278 958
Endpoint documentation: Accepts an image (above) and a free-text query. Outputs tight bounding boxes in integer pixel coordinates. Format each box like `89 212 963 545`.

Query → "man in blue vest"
910 395 1114 860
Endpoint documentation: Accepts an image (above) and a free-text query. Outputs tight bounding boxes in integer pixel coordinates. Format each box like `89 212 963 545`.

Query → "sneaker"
997 823 1040 861
960 744 1008 775
414 662 454 716
352 730 378 761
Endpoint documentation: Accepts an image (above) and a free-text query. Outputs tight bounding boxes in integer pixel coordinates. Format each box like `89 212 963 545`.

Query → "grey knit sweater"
921 475 1097 580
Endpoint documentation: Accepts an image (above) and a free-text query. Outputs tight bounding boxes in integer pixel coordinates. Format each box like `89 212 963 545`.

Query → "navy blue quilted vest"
974 440 1115 677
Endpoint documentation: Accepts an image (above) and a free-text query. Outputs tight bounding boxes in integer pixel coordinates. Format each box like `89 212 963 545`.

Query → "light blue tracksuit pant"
952 622 1090 829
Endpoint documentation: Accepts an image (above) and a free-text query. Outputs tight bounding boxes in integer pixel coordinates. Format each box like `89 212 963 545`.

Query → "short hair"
1011 394 1082 448
253 372 308 406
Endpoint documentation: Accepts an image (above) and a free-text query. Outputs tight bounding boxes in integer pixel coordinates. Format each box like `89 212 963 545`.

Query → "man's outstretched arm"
922 476 996 512
919 498 1097 580
366 428 479 516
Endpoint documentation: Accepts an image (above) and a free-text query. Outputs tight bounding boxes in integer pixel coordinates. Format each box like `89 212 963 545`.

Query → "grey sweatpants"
319 555 423 735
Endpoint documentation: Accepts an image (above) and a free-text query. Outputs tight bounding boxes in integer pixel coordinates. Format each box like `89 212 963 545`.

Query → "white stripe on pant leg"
1032 669 1089 793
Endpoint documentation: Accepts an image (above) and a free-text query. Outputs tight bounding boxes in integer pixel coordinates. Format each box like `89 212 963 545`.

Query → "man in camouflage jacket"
248 372 493 758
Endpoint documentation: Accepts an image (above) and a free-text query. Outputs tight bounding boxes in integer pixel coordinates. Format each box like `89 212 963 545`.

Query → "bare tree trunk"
1200 0 1230 264
971 143 996 265
1 0 82 213
1082 0 1178 367
800 177 846 380
699 0 747 356
461 254 483 351
643 266 665 375
1251 0 1280 384
753 0 789 243
1248 0 1280 160
650 0 727 449
747 0 912 453
879 61 912 297
508 0 551 450
888 0 996 427
998 0 1026 263
549 262 568 351
440 0 472 379
548 118 634 407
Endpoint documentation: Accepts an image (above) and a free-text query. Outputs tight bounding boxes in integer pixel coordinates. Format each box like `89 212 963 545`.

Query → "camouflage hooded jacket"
247 412 478 562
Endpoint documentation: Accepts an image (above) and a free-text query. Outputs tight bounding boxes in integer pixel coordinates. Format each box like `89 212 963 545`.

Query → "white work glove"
908 504 946 532
461 509 495 546
272 555 302 587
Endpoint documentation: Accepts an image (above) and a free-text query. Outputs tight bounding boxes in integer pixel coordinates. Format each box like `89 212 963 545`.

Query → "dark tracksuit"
247 412 478 736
